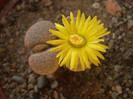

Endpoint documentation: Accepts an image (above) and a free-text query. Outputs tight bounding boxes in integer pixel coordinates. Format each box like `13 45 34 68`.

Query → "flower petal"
47 39 66 45
55 23 70 36
56 44 71 57
93 50 105 60
96 31 110 39
89 39 104 43
82 16 91 34
78 52 86 70
85 16 97 34
62 15 71 32
78 13 85 34
59 55 64 64
70 49 78 70
81 50 91 69
70 12 77 34
76 10 81 28
87 54 100 66
87 23 104 37
85 47 99 60
60 49 72 66
87 43 107 52
49 29 67 39
50 43 68 52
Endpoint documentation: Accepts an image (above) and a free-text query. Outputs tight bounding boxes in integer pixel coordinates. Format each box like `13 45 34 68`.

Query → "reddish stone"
23 73 29 80
11 62 16 70
104 0 122 15
53 90 59 99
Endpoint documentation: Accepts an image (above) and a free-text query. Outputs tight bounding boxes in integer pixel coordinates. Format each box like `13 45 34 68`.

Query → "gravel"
94 67 102 76
0 0 132 98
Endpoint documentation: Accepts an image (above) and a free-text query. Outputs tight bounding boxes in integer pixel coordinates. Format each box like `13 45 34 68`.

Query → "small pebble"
27 67 33 74
1 17 8 26
22 82 27 89
127 20 133 28
92 3 100 9
112 17 118 24
123 93 128 98
60 93 66 99
34 85 38 93
15 32 20 36
112 86 116 91
116 85 122 94
108 40 114 49
0 47 6 53
53 90 59 99
46 74 54 79
9 38 14 44
112 33 116 39
28 74 36 84
3 66 10 73
37 75 48 89
116 12 122 18
35 0 39 3
119 26 124 32
51 80 58 89
12 75 25 83
118 35 122 40
95 67 102 76
28 83 34 89
114 65 121 72
16 5 21 11
120 47 125 52
127 15 131 19
45 0 53 7
29 0 34 3
21 2 26 9
123 50 132 59
112 92 118 99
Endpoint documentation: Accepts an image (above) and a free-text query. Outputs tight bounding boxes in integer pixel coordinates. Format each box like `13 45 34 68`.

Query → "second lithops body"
25 21 59 75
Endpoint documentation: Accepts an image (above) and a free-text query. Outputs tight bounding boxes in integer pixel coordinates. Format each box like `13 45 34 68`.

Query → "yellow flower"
47 10 110 71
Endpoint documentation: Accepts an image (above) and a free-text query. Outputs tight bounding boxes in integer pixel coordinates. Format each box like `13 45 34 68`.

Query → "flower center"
69 34 86 48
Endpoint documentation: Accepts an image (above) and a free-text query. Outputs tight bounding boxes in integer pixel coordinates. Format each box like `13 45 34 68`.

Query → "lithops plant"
25 10 110 75
25 20 88 75
25 21 59 75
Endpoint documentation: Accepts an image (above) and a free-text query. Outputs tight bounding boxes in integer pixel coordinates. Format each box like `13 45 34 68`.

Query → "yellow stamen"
69 34 86 47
